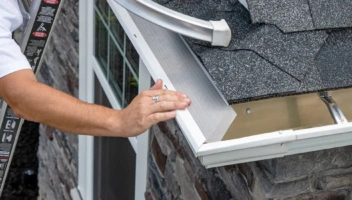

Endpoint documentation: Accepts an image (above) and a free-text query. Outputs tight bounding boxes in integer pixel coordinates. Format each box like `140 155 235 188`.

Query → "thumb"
150 79 163 90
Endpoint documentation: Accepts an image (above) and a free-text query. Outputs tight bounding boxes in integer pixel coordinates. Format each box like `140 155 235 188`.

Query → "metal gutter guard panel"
114 0 231 47
128 12 236 143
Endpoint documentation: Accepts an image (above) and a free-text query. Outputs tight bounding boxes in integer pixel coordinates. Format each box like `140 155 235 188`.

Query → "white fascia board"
107 0 206 154
198 123 352 168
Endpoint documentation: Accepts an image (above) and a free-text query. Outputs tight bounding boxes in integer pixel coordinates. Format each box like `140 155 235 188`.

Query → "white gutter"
198 123 352 168
113 0 231 47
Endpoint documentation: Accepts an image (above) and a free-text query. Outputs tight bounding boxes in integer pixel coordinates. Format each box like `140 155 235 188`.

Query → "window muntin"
94 3 140 108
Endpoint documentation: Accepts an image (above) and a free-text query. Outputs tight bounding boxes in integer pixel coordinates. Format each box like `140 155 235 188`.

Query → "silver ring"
152 95 159 103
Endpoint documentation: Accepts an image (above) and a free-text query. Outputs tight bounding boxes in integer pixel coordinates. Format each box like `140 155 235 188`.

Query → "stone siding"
146 120 352 200
36 0 79 199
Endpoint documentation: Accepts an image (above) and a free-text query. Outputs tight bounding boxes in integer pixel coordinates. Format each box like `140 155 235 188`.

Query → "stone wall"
146 120 352 200
36 0 79 199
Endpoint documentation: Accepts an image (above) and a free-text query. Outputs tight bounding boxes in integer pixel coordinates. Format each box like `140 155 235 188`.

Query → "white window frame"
78 0 150 199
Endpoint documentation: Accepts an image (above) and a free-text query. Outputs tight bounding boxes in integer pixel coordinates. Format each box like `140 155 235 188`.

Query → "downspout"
113 0 232 47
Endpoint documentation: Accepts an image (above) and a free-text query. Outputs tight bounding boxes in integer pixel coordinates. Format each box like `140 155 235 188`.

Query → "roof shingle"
158 0 352 103
244 0 352 32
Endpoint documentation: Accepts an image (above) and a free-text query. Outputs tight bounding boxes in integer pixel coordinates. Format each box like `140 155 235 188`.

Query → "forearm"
0 70 122 137
0 69 191 137
15 82 121 136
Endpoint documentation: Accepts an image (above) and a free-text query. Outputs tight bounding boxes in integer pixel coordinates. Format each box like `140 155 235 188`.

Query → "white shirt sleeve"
0 0 32 78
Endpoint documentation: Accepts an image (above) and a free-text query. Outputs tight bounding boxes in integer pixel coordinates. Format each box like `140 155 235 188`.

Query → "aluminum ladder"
0 0 63 195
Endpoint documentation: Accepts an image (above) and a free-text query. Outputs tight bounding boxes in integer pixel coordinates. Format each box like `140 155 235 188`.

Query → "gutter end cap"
210 19 232 47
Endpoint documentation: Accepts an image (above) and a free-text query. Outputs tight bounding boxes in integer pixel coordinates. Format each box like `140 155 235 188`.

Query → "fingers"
148 101 189 114
149 79 187 100
142 90 189 103
135 79 191 130
150 79 163 90
143 86 186 97
154 93 187 103
145 111 177 125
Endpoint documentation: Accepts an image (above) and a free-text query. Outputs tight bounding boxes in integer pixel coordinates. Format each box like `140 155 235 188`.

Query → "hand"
118 79 191 137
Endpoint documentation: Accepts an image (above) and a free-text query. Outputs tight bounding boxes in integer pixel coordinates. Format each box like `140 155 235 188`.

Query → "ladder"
0 0 63 195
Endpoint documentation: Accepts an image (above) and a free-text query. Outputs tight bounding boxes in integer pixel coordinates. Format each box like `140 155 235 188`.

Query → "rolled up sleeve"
0 0 31 78
0 37 31 78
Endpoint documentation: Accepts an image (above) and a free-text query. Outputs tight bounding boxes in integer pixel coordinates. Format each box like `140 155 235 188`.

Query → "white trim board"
109 0 352 170
78 0 94 199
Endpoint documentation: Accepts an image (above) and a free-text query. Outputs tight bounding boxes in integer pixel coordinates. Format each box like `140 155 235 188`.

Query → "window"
79 1 151 200
94 0 139 107
93 75 136 200
90 1 143 200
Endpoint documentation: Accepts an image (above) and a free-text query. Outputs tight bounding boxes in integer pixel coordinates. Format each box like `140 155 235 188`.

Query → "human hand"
118 79 191 137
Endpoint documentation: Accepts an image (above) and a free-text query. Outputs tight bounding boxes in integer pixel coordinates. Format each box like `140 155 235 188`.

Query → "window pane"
109 39 124 105
94 4 141 108
124 68 138 106
95 12 108 75
109 9 124 47
95 0 109 21
94 75 136 200
126 37 139 75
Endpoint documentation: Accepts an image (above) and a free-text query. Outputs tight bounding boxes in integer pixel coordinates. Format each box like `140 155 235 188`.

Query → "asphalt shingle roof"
157 0 352 104
245 0 352 32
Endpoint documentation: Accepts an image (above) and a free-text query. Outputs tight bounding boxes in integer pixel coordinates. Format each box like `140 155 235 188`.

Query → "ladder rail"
0 0 64 195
